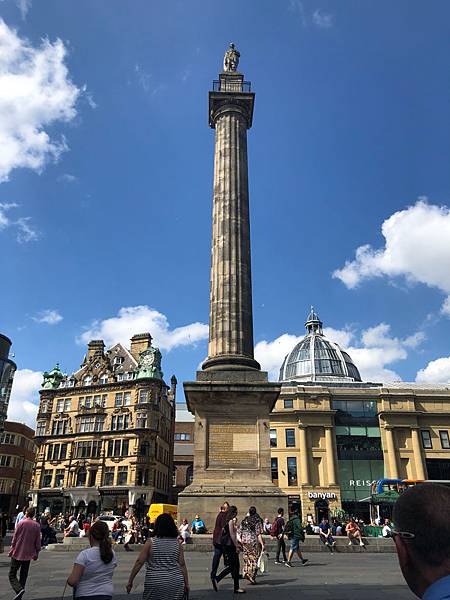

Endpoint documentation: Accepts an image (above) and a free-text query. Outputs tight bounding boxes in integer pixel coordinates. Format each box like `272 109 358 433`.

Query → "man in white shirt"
64 516 80 538
382 519 392 538
15 506 27 529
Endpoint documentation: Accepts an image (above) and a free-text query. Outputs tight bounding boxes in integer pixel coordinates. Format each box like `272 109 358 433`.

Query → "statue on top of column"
223 43 240 72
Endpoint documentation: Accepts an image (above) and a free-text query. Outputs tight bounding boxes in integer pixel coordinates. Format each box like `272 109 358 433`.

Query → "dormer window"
68 378 75 388
84 375 92 386
100 374 108 385
114 356 124 366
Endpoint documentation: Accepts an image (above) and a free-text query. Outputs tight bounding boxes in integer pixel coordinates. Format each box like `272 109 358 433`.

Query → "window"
111 414 130 431
103 468 114 486
42 469 53 487
186 465 193 484
55 469 64 487
421 430 433 449
0 433 15 445
439 431 450 449
270 429 277 448
174 432 191 441
139 389 149 404
114 356 124 365
285 428 296 447
287 457 298 486
79 415 104 433
137 412 147 428
117 466 128 485
78 397 84 409
56 399 64 412
93 395 101 406
47 443 68 461
74 440 102 459
123 392 131 405
271 457 278 484
89 469 97 487
76 467 87 486
0 455 11 466
85 396 93 408
284 399 294 409
41 400 51 413
36 421 46 436
51 420 68 435
100 374 108 384
126 372 133 380
106 439 129 457
117 374 124 382
83 376 92 386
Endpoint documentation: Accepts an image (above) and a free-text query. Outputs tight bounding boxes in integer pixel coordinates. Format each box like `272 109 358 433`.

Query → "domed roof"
278 308 362 383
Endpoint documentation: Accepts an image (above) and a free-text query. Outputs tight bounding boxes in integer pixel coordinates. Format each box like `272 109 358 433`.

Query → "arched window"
76 467 87 487
186 465 193 485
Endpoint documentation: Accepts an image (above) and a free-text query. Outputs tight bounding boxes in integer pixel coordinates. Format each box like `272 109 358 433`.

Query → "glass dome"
278 308 362 383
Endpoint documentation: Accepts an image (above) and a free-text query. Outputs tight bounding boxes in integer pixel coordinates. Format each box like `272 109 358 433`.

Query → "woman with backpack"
238 507 265 585
213 506 246 594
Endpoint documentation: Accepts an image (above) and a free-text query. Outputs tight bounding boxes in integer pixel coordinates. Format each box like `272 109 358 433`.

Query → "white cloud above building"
8 368 42 428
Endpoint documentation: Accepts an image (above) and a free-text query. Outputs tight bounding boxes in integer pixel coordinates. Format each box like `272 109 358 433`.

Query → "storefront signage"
349 479 376 487
308 492 337 500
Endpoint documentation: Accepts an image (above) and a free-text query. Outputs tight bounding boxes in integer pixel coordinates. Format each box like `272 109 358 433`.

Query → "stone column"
411 427 426 480
299 424 310 484
325 426 337 486
384 426 399 479
202 72 259 372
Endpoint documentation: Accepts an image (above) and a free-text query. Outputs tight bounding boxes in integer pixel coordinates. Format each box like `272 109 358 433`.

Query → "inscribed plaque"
208 422 258 469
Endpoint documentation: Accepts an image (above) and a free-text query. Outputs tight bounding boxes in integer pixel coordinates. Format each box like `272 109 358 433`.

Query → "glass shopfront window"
338 459 384 502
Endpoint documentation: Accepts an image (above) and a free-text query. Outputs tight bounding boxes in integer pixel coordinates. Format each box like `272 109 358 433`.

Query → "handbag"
257 552 269 574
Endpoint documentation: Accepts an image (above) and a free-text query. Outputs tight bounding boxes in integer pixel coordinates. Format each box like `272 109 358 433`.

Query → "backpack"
270 517 282 537
219 523 233 547
284 518 294 539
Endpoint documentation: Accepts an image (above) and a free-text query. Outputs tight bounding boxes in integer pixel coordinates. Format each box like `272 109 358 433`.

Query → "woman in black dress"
213 505 245 594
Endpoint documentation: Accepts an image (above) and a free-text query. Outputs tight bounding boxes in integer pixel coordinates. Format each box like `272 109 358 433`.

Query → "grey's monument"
178 45 286 523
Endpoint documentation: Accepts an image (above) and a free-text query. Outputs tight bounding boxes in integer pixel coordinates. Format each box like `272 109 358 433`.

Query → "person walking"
66 519 117 600
238 507 265 585
15 506 27 529
271 507 288 564
126 513 189 599
8 506 41 600
210 502 229 586
213 505 245 594
285 510 309 567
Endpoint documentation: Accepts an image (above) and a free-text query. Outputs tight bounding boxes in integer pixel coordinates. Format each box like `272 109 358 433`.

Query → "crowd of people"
3 483 450 599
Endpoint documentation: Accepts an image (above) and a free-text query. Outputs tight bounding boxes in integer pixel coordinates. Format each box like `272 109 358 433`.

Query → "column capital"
297 421 307 430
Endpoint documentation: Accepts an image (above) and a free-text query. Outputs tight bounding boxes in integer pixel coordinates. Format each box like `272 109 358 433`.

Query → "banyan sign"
308 492 337 500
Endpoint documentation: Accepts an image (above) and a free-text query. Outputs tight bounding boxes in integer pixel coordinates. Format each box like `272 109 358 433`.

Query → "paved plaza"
0 550 415 600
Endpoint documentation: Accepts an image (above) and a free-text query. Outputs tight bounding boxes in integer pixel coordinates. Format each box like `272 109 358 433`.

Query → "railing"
212 80 251 93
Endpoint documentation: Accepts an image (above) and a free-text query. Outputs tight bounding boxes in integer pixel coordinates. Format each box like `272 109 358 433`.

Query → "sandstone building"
30 334 176 517
0 421 36 514
174 309 450 524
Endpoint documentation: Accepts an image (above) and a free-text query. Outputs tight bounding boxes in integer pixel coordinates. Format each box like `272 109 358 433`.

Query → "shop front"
338 459 384 521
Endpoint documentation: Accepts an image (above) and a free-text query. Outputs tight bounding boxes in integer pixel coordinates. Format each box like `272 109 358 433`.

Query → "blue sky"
2 0 450 426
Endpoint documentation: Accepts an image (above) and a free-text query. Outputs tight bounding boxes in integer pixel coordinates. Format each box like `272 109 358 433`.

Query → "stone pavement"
0 550 415 600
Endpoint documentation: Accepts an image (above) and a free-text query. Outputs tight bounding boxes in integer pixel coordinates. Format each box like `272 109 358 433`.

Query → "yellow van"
147 503 178 523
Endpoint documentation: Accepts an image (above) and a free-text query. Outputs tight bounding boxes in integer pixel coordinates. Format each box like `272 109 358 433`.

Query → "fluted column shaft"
411 428 426 480
299 425 310 484
325 426 337 486
385 427 399 479
204 105 258 370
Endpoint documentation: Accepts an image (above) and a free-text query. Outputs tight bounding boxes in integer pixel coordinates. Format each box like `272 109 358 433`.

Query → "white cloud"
256 322 424 383
312 9 333 28
32 309 63 325
333 200 450 314
0 19 81 182
58 173 78 183
416 356 450 384
16 0 31 19
255 333 303 380
0 202 39 242
287 0 306 25
78 305 208 352
8 368 42 428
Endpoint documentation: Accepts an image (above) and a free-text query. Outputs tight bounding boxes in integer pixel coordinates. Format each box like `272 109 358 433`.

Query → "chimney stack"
130 333 152 360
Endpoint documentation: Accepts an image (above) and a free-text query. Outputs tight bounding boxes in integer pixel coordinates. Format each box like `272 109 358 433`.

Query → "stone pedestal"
178 370 286 525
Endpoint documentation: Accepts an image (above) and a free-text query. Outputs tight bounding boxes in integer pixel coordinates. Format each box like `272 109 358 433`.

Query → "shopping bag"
257 552 269 574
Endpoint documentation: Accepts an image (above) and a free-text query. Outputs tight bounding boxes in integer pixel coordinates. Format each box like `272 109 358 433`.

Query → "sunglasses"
389 528 416 540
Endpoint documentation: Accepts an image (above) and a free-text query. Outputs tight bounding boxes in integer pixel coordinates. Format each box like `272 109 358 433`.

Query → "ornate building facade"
30 333 176 517
0 333 17 432
270 309 450 522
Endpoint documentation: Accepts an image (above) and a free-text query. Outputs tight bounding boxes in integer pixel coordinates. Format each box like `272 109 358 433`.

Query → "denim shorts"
290 537 301 552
